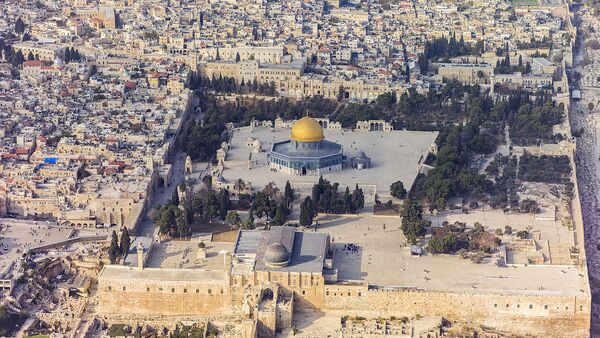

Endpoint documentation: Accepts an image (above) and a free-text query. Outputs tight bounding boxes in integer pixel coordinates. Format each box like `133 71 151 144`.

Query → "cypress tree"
273 202 286 226
284 180 294 205
172 187 180 206
120 228 131 256
352 184 365 211
109 230 120 263
299 196 315 227
15 17 25 34
64 48 71 63
248 207 255 224
218 189 230 220
72 47 80 61
343 187 353 213
337 85 344 102
176 207 189 238
14 50 25 66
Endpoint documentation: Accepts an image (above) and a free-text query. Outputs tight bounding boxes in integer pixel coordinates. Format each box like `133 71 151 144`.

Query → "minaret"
222 251 232 286
137 242 144 270
190 30 199 71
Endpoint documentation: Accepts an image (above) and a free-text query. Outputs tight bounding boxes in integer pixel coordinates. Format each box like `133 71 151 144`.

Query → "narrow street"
136 152 188 237
136 96 201 238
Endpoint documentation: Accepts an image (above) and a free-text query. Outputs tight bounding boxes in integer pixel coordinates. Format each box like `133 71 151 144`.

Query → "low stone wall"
27 234 108 254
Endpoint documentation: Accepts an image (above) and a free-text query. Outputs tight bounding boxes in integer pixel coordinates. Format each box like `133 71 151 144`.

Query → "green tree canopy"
109 230 120 263
299 196 316 227
120 228 131 256
390 181 407 199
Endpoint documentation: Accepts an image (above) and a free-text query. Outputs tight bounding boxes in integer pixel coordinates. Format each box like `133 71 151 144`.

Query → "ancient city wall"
320 284 591 337
97 278 244 316
97 273 590 336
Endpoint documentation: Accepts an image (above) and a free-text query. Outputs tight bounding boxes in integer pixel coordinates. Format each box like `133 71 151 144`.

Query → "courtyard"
314 213 587 297
221 126 438 196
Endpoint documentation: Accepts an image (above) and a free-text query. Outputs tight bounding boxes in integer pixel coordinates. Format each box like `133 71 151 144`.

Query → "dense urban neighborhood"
0 0 599 337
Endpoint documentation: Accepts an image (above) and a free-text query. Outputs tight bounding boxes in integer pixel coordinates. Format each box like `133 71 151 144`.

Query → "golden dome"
290 117 324 142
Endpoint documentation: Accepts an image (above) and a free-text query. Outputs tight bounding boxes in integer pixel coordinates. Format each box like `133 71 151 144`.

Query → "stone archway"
370 122 383 131
262 288 273 301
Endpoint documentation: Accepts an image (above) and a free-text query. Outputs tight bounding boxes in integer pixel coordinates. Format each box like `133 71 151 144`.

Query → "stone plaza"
220 120 438 196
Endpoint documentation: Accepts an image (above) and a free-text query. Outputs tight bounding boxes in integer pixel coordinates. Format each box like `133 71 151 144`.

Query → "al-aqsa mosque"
268 116 343 176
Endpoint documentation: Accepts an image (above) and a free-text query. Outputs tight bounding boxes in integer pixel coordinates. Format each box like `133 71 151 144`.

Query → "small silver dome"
264 243 290 267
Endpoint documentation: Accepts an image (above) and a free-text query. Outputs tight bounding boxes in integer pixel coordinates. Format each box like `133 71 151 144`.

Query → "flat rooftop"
0 219 104 276
234 227 329 273
316 212 588 296
271 140 341 158
99 265 226 282
145 237 233 270
223 126 438 195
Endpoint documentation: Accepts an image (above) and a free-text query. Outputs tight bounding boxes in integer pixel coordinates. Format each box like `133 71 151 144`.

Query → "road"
135 141 189 237
571 5 600 334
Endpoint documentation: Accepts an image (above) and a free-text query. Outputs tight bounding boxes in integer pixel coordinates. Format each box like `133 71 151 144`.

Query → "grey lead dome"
263 243 290 267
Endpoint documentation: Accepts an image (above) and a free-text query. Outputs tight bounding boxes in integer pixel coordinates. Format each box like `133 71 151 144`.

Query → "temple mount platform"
219 118 438 196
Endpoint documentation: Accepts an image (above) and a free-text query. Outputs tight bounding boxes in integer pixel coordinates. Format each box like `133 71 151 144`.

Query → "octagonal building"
268 117 343 176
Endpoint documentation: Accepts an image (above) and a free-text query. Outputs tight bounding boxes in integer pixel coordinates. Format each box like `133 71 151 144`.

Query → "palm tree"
262 182 279 198
234 179 246 195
